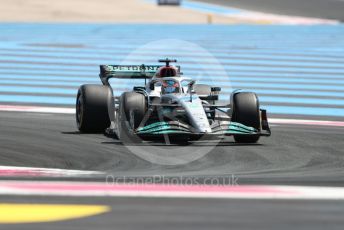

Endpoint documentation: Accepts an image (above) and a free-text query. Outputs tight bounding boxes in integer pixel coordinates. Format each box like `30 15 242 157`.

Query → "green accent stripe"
137 124 171 134
137 122 168 132
229 122 257 132
150 130 191 134
228 126 253 134
224 130 257 135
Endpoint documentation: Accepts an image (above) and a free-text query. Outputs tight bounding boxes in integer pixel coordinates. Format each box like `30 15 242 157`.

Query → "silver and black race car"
76 59 271 143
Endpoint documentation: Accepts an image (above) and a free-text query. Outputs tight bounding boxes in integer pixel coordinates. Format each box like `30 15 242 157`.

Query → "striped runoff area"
2 180 344 200
0 24 344 118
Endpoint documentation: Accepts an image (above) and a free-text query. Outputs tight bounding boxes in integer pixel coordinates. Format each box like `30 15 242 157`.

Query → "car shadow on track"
62 131 106 135
100 141 262 147
62 131 82 135
61 131 262 146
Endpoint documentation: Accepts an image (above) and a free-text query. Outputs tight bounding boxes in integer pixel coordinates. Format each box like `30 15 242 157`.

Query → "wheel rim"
76 94 83 128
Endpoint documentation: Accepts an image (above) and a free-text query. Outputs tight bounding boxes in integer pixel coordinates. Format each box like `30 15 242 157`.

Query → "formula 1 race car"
76 59 271 143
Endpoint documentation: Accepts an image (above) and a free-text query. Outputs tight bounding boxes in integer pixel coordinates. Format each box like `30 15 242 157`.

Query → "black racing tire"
120 92 147 129
231 92 260 143
76 84 111 133
194 84 211 96
118 92 147 142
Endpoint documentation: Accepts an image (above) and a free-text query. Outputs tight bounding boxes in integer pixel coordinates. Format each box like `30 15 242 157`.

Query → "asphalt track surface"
1 195 343 230
198 0 344 21
1 111 344 229
1 111 344 186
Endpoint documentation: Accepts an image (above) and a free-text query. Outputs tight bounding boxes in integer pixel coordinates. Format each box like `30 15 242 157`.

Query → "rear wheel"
231 92 260 143
76 84 111 133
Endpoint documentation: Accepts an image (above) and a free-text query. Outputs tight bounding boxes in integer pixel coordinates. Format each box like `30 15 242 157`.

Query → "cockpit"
149 59 193 96
161 79 181 94
150 78 193 95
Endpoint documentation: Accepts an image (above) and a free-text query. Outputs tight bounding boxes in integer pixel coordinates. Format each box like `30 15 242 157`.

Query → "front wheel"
118 92 147 142
231 92 261 143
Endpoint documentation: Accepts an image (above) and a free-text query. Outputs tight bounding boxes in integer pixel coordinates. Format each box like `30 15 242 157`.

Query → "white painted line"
269 118 344 127
1 105 343 127
0 166 103 177
0 105 74 114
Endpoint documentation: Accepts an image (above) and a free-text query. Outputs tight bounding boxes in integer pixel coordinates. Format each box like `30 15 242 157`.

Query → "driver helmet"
161 79 180 94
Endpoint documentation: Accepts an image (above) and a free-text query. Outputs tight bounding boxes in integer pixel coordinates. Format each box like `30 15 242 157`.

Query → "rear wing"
99 64 180 85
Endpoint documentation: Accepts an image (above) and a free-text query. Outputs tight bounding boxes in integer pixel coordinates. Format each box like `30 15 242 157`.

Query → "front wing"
135 121 270 137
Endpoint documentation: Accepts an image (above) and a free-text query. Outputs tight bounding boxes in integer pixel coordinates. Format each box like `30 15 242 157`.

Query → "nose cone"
180 97 211 134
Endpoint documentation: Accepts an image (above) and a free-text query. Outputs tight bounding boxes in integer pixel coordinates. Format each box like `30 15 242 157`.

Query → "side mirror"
211 87 221 96
187 80 196 92
187 81 196 102
211 87 221 92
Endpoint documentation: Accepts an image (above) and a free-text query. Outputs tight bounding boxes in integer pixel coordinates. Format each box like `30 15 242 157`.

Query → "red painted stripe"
0 169 45 177
4 181 344 200
4 182 295 195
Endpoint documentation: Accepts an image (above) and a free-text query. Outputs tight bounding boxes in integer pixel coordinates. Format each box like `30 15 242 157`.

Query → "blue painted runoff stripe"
1 52 343 72
0 94 343 117
1 49 344 64
259 96 344 106
0 85 343 106
3 45 344 65
1 85 344 99
1 24 344 117
0 95 74 105
1 73 343 85
267 106 344 117
1 69 343 81
1 54 344 70
2 79 344 91
1 61 344 76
